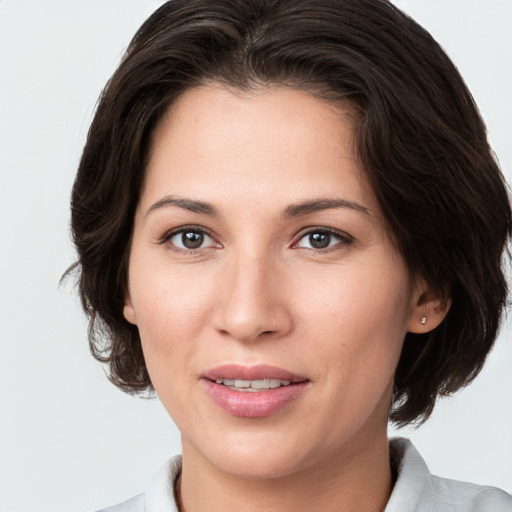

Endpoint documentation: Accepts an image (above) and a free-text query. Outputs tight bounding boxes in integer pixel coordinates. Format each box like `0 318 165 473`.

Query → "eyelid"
158 224 221 250
292 226 354 249
156 224 352 252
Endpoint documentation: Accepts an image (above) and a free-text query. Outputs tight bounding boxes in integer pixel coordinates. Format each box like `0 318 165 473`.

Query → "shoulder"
386 438 512 512
92 455 182 512
428 474 512 511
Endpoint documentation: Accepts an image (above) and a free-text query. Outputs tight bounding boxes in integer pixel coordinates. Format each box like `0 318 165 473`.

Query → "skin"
124 84 449 512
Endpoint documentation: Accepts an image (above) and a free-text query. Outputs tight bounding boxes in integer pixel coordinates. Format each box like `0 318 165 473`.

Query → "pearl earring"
420 306 427 325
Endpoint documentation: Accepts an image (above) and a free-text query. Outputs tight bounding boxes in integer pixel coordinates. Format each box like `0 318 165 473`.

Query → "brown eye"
309 232 331 249
296 229 351 250
181 231 204 249
168 229 216 250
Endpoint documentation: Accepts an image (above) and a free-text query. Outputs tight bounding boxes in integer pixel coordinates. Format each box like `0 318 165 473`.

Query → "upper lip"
202 364 308 383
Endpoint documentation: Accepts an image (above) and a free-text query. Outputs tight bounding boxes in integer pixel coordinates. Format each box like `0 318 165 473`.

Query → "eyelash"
293 227 353 252
158 225 353 254
158 225 220 254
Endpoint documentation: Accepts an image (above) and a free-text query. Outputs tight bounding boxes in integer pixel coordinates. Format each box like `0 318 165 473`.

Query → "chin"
188 426 323 481
210 447 311 481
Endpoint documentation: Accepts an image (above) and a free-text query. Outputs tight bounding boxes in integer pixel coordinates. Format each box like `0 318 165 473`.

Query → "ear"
123 287 137 325
407 278 451 334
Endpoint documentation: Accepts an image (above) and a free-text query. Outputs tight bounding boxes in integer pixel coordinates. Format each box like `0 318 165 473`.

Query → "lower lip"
203 380 309 418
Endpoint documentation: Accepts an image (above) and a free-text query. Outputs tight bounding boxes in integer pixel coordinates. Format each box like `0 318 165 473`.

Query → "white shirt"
96 438 512 511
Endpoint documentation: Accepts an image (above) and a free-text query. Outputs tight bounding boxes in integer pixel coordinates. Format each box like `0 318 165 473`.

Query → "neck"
177 433 393 512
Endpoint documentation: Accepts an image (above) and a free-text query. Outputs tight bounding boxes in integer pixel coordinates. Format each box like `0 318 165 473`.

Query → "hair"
69 0 511 426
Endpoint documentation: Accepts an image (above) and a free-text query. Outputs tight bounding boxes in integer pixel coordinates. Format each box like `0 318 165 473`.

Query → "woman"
69 0 512 510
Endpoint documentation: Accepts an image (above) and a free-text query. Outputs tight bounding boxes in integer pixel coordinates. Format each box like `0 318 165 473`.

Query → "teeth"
250 379 270 389
214 378 293 391
271 379 291 388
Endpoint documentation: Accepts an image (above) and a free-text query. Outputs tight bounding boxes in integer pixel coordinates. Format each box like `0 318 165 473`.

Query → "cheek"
296 257 411 376
128 261 216 368
299 258 410 326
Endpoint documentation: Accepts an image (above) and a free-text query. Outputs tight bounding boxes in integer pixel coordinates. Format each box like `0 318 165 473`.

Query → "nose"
212 253 294 343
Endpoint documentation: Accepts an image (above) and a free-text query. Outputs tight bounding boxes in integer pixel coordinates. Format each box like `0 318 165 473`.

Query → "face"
124 84 428 480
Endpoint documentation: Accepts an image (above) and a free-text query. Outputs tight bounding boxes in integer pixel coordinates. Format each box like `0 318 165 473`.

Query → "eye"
163 227 218 251
295 228 352 250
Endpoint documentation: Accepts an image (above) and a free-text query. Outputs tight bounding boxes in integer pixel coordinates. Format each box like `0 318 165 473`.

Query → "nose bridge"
214 246 292 342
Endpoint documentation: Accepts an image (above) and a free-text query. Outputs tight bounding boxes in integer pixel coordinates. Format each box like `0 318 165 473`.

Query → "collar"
144 438 422 511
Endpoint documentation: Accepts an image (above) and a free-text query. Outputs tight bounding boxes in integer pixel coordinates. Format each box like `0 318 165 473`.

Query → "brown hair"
69 0 511 426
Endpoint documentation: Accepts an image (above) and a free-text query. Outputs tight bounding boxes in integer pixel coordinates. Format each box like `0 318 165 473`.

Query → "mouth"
212 378 294 392
203 364 307 383
202 365 309 418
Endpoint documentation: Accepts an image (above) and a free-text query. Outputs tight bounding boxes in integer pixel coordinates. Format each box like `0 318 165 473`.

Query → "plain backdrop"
0 1 511 511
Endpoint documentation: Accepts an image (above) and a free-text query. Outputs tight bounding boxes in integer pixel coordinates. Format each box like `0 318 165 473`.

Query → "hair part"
69 0 511 426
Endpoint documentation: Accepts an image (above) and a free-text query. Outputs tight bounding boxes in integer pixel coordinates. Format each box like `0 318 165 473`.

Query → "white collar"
139 438 512 512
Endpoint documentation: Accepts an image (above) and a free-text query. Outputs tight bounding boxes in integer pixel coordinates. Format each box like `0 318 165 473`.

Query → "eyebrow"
146 195 371 219
281 198 371 219
146 196 220 217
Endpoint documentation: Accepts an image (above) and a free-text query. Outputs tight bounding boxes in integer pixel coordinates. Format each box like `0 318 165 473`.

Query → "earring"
420 306 427 325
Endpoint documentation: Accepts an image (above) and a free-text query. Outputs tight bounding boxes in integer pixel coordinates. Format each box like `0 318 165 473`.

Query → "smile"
202 365 309 418
214 378 292 391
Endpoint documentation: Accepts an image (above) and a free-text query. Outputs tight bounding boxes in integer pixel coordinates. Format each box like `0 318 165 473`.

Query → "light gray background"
0 1 511 511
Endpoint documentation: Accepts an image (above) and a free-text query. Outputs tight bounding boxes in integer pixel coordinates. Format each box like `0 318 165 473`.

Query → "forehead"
142 84 375 216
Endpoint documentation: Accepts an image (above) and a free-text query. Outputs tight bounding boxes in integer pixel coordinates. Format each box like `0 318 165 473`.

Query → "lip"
203 364 307 382
202 364 310 418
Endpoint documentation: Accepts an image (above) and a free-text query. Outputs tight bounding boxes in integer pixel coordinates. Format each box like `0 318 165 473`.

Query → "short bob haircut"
70 0 511 426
